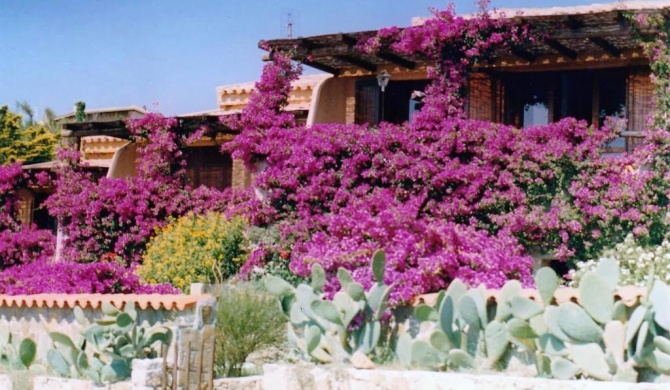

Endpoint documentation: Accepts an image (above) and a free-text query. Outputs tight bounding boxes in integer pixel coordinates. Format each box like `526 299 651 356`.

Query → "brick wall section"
231 158 252 189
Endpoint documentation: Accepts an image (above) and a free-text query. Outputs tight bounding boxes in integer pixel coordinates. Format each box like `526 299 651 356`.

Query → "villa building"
17 1 669 230
262 1 669 153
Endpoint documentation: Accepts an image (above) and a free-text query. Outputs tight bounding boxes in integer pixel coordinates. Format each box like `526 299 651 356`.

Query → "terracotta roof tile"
0 294 207 311
415 286 648 307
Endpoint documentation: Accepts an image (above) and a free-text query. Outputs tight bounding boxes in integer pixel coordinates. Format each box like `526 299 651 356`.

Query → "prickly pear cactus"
396 256 670 382
269 247 670 382
47 301 171 385
265 249 392 364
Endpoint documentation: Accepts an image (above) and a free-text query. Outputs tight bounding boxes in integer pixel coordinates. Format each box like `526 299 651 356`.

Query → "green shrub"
245 226 308 286
571 232 670 287
215 283 286 377
138 213 248 293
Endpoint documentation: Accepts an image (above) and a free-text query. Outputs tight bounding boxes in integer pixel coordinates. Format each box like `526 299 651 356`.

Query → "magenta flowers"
223 3 666 305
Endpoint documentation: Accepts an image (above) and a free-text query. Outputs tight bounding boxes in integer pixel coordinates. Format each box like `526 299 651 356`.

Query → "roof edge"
56 105 148 121
413 1 670 26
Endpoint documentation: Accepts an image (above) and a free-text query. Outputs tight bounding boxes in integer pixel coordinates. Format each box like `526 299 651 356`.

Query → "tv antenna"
281 9 299 39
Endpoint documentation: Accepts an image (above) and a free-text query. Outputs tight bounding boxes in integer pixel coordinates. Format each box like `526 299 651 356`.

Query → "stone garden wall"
0 293 207 364
262 365 670 390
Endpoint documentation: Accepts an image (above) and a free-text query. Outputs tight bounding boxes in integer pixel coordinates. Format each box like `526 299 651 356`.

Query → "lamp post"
377 70 391 123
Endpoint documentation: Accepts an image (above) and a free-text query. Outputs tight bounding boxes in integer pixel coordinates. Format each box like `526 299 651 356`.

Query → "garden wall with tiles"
0 293 209 364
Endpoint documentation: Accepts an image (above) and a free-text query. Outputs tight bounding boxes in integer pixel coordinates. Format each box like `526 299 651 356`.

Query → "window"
355 79 429 125
501 69 627 129
32 192 57 232
184 146 233 191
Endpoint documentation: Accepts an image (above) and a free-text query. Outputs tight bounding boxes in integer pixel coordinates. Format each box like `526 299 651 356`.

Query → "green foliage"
47 301 171 385
0 106 24 165
75 101 86 123
18 338 36 368
264 249 392 364
396 257 670 382
0 105 57 165
244 226 307 286
138 213 248 292
43 108 58 133
16 101 35 128
573 233 670 287
19 124 58 164
0 322 38 372
214 283 286 377
267 247 670 382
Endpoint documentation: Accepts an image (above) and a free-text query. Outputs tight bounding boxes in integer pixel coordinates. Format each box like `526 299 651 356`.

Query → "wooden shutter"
355 80 379 125
628 68 653 131
468 73 493 121
185 147 233 191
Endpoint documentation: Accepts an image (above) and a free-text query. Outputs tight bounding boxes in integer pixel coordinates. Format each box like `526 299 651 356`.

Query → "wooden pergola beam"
333 34 378 72
303 45 354 58
376 52 416 70
565 16 586 29
338 33 359 47
63 115 237 140
589 37 622 57
334 55 377 72
510 46 536 62
301 58 341 75
551 28 629 40
177 116 237 135
63 120 131 139
544 39 578 60
296 38 320 51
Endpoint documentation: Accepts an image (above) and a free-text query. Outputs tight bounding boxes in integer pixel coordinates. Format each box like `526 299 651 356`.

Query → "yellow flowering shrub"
138 213 248 292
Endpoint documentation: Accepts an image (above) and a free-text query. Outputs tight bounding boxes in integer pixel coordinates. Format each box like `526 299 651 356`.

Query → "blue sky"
0 0 611 118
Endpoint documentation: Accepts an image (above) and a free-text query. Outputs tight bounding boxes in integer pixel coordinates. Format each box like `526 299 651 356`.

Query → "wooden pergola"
262 4 669 75
61 115 236 141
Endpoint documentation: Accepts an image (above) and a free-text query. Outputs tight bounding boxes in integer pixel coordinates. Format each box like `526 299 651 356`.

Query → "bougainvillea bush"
46 115 245 265
224 4 667 304
565 13 670 290
0 160 180 294
0 163 55 267
46 116 190 264
0 259 178 295
0 113 243 294
1 2 667 300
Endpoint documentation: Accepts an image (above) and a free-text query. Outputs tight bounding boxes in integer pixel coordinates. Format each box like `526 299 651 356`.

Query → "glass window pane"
523 102 549 128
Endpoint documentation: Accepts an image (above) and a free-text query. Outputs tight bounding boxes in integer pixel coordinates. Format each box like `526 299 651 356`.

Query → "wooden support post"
592 73 601 126
161 344 168 390
171 341 178 390
194 334 203 389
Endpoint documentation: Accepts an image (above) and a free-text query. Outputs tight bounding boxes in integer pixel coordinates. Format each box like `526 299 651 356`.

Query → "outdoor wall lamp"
377 70 391 92
377 70 391 123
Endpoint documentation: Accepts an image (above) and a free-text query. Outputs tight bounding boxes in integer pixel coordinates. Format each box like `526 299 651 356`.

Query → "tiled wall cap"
415 285 648 307
0 294 211 311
